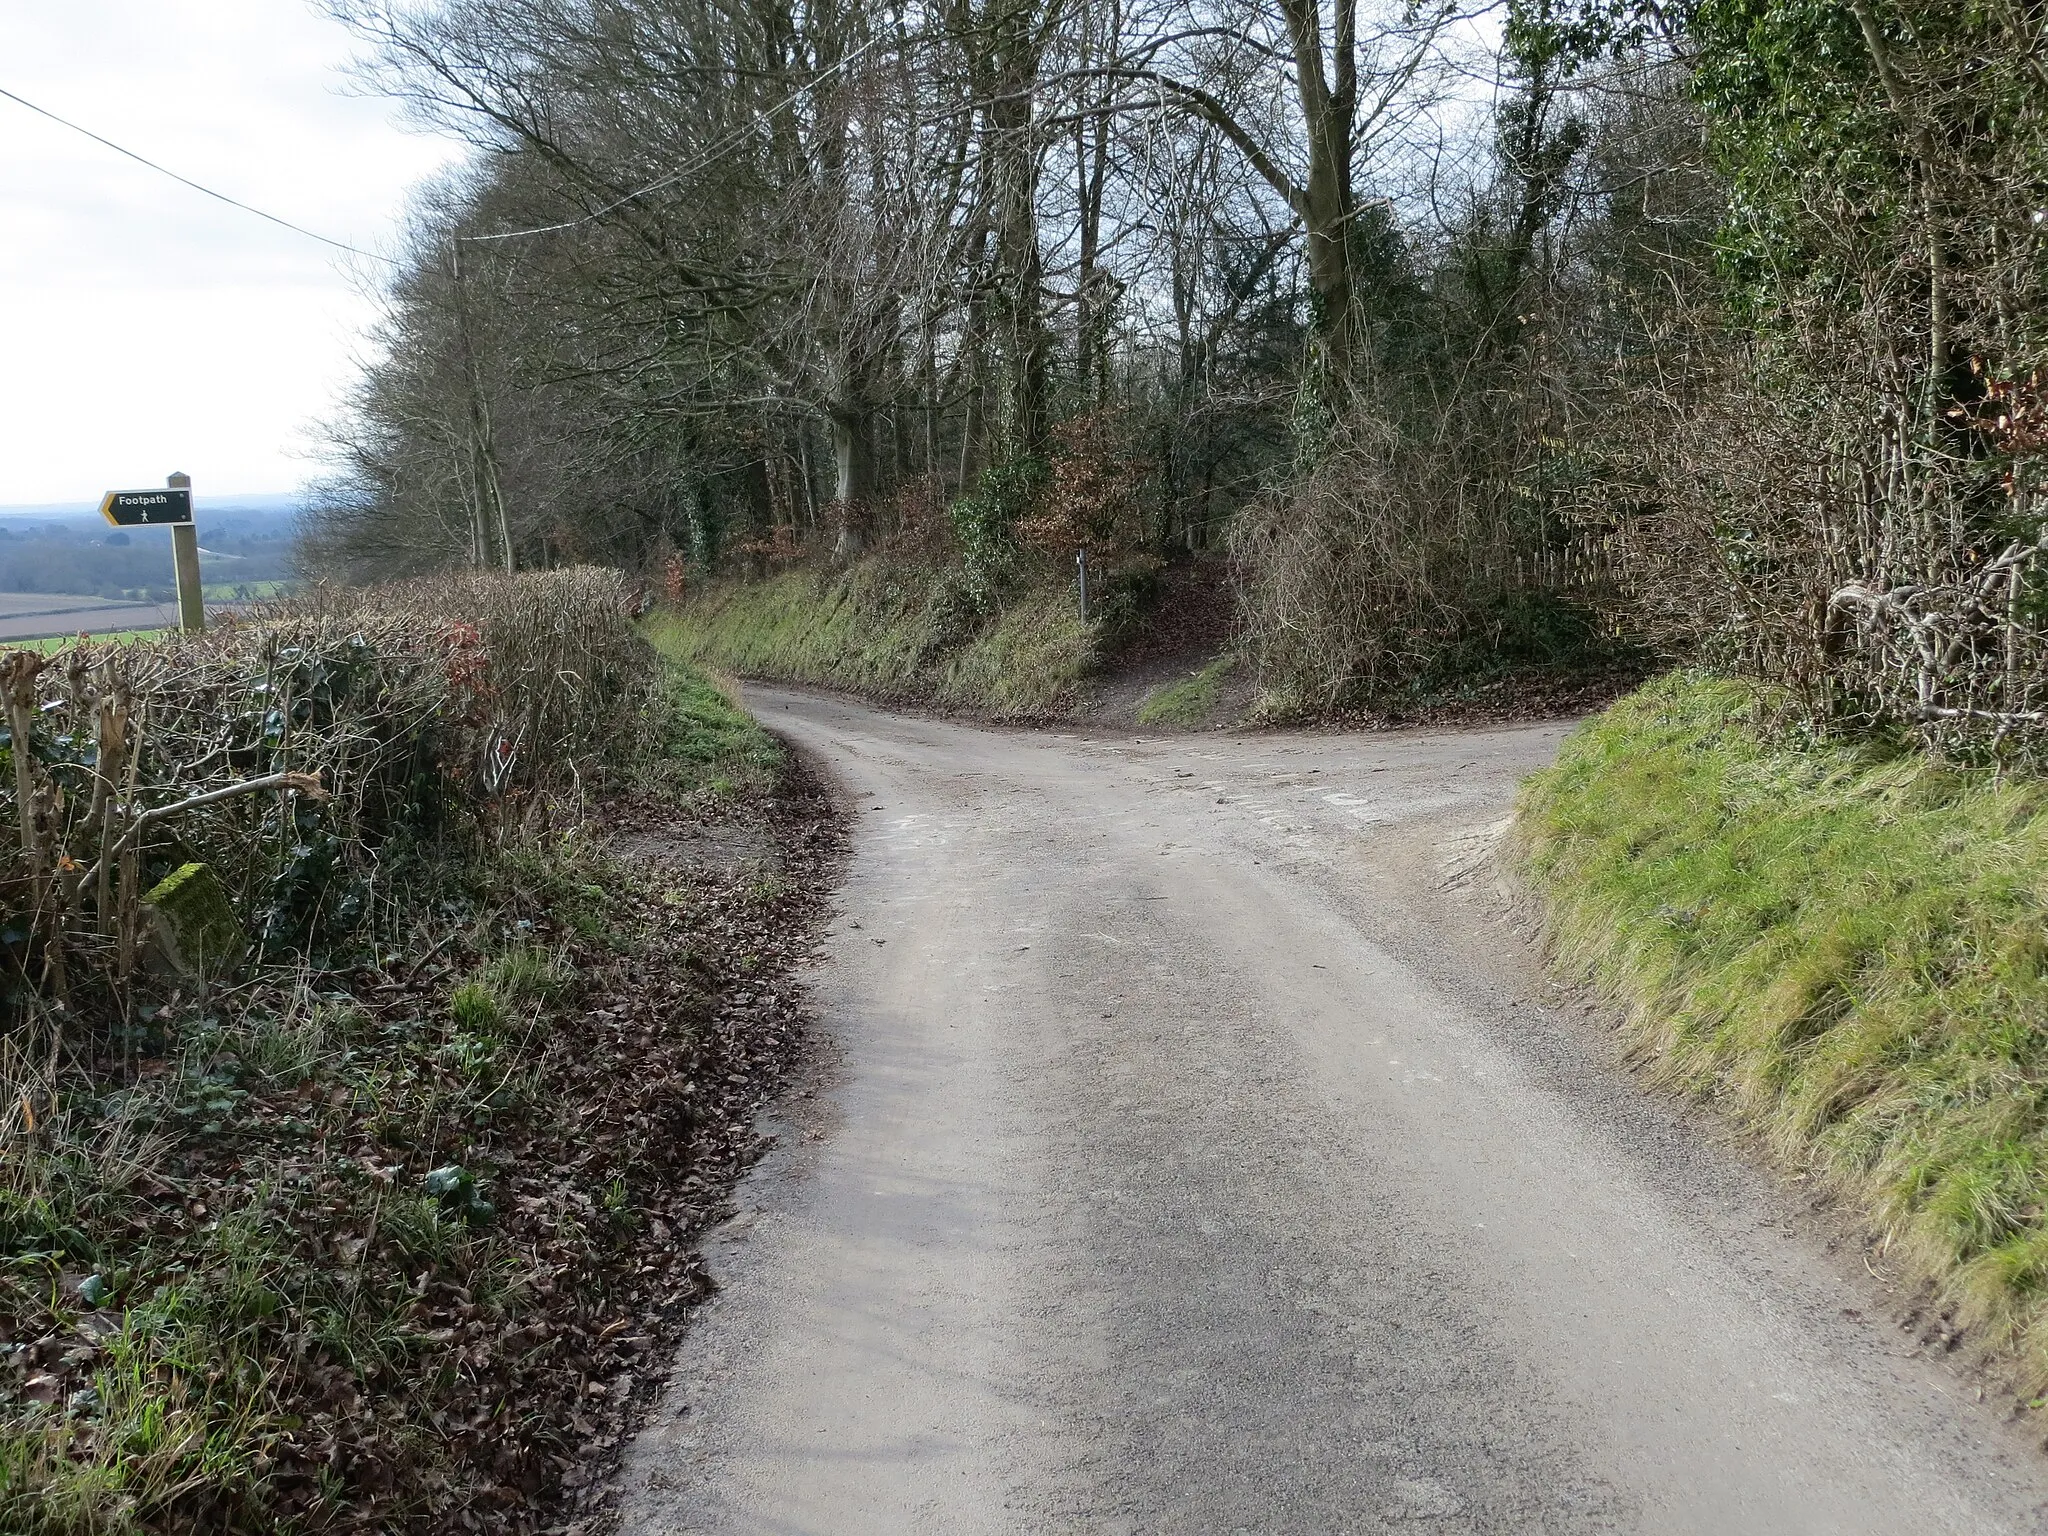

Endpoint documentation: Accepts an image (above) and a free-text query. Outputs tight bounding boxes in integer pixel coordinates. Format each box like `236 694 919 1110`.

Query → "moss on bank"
1516 672 2048 1383
646 561 1095 718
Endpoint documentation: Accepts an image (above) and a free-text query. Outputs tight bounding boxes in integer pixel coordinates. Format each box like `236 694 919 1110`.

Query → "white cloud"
0 0 461 502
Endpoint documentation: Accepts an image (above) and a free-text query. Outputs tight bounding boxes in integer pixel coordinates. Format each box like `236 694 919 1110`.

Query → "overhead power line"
5 34 890 263
0 84 398 265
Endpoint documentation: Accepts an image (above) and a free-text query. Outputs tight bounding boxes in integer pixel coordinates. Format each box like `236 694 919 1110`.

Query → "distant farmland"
0 495 297 603
0 591 251 642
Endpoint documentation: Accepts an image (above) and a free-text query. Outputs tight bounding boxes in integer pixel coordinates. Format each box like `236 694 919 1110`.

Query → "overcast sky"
0 1 462 505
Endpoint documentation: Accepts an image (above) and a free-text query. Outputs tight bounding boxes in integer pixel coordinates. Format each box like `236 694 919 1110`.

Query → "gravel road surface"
617 687 2048 1535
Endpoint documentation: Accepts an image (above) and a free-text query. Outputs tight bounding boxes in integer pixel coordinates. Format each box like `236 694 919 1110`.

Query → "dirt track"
617 688 2048 1535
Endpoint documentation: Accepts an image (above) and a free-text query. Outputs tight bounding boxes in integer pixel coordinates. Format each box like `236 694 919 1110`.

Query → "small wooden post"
167 472 203 633
1077 547 1090 624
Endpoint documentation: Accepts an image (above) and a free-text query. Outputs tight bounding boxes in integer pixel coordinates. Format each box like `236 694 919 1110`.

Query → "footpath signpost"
100 472 204 633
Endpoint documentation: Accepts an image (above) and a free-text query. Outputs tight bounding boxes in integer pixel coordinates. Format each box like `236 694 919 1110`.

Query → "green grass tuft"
476 945 565 1008
1137 654 1235 727
449 980 507 1036
1515 671 2048 1380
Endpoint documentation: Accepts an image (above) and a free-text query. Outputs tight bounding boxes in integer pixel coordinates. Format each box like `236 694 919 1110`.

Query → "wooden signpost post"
100 472 204 633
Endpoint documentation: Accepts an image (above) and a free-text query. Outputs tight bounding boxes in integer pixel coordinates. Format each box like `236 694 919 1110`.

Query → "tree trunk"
978 0 1051 454
449 239 514 570
830 400 874 561
1280 0 1359 402
1076 105 1111 404
958 221 993 488
921 327 941 483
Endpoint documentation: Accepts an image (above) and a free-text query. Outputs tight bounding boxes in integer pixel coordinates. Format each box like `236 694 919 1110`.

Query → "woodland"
307 0 2048 748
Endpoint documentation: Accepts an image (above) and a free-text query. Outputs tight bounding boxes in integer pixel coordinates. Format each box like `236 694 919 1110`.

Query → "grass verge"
649 559 1095 718
645 664 786 797
1515 671 2048 1385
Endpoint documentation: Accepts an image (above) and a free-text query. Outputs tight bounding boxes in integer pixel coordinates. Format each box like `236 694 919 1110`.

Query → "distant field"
0 593 253 643
202 579 290 601
0 593 152 618
14 629 166 653
0 593 167 640
0 496 297 601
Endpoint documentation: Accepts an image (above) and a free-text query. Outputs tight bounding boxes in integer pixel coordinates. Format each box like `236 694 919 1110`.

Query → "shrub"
949 456 1048 607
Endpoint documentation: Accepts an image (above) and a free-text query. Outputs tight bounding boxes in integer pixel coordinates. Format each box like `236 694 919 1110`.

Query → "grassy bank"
1516 673 2048 1382
651 559 1096 718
